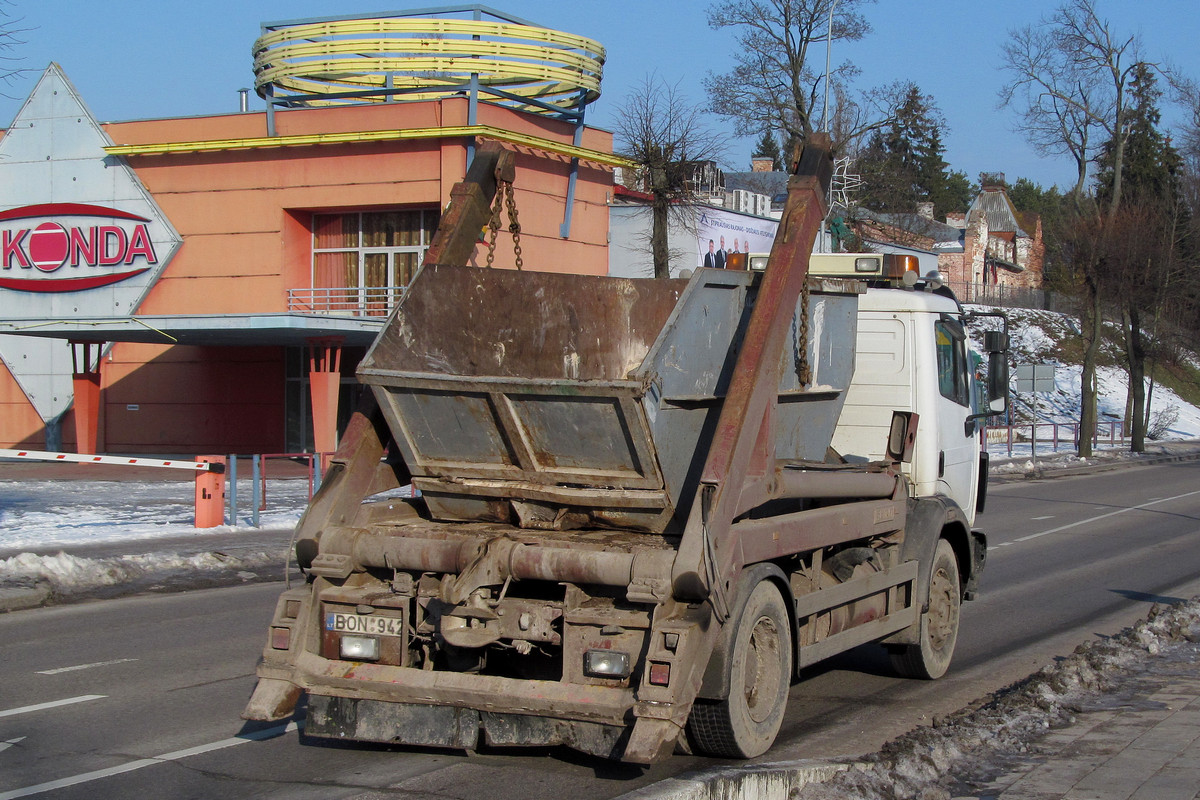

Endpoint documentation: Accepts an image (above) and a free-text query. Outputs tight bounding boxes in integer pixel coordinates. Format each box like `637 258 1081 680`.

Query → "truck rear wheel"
891 538 960 680
688 581 792 758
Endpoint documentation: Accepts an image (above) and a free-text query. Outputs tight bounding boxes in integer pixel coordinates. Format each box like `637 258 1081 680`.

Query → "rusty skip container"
246 138 933 765
357 263 862 536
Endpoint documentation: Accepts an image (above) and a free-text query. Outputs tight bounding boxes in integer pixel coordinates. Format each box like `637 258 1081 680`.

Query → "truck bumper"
286 650 637 724
305 694 629 759
247 650 684 762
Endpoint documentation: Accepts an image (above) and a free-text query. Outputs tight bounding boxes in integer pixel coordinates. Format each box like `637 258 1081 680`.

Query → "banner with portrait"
695 207 778 269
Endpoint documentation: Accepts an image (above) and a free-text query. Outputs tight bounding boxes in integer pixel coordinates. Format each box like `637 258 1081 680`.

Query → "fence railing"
986 421 1126 455
944 281 1056 312
287 286 404 317
227 452 325 528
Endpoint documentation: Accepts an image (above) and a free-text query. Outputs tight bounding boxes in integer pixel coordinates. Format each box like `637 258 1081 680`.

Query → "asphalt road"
2 459 1199 799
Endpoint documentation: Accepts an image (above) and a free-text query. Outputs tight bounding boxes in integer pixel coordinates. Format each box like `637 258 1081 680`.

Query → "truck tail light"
648 662 671 686
270 626 291 650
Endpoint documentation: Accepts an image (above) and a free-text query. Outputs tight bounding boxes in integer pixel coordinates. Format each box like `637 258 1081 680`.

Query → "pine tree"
856 88 970 217
1095 64 1181 207
753 130 784 171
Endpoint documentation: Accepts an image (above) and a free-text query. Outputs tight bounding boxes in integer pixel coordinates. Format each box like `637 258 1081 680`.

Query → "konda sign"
0 203 159 292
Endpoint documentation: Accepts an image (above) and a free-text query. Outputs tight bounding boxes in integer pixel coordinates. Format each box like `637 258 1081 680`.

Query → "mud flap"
965 529 987 600
622 718 682 765
881 496 971 646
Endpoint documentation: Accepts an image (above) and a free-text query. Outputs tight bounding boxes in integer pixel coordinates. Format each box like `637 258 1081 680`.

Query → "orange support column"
70 340 103 455
308 338 343 466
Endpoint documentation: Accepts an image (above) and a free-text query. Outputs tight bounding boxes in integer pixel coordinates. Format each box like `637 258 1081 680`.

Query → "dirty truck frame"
243 137 997 764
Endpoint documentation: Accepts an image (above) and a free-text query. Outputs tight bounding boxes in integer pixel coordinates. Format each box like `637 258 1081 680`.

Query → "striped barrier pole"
0 449 227 528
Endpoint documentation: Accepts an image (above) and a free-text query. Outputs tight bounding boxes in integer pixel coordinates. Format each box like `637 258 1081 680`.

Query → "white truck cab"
801 253 1009 526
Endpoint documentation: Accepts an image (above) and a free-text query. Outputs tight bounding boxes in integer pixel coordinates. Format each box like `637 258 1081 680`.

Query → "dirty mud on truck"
243 137 1008 764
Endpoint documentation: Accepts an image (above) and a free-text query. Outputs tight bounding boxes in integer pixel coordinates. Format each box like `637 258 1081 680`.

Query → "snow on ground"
0 477 309 552
971 304 1200 469
795 597 1200 800
0 477 311 599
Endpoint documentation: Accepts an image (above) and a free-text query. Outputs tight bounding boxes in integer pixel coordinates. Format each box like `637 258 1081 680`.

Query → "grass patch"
1153 359 1200 409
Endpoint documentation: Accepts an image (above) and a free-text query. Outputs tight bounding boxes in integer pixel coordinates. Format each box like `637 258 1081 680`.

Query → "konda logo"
0 202 159 292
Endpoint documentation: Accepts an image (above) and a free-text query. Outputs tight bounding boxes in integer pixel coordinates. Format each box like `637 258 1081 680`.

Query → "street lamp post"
819 0 839 253
821 0 839 132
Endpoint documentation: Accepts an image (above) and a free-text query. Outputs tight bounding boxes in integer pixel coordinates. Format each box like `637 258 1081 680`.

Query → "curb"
613 760 851 800
989 443 1200 484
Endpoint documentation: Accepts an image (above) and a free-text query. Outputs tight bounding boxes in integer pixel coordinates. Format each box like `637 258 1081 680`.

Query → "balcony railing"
287 287 404 317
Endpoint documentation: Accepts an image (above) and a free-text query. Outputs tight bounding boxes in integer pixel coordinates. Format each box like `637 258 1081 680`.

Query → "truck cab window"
935 320 970 407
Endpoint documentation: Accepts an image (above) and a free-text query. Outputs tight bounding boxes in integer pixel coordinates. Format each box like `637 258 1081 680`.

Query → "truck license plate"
325 612 403 637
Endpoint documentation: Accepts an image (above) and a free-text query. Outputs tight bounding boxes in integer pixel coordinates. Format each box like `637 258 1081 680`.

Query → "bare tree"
999 0 1153 457
1054 205 1106 457
612 75 730 279
999 23 1099 199
0 1 29 96
704 0 907 156
999 0 1143 215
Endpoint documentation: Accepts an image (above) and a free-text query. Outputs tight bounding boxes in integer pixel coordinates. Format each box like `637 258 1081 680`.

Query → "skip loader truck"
243 135 1009 763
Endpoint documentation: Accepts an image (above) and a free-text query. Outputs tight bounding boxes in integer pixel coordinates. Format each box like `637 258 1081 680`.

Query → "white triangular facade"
0 64 182 424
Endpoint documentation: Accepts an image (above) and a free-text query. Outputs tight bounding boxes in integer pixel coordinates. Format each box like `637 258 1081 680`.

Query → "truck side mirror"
886 411 918 464
988 350 1008 407
981 329 1008 411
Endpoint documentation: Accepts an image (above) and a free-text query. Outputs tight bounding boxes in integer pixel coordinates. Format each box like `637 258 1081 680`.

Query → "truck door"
933 317 980 522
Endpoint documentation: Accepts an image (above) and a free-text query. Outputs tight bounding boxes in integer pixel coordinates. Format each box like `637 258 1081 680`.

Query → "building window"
311 208 439 315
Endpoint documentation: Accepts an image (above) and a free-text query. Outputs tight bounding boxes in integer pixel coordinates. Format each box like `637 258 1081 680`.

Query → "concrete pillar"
69 340 103 455
308 338 343 464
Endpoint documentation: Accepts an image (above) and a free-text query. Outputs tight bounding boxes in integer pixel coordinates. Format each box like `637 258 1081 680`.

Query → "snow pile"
986 440 1199 477
796 598 1200 800
0 476 309 605
0 551 285 594
0 548 289 598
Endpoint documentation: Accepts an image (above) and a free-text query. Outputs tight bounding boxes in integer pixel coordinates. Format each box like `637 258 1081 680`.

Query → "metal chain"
485 189 503 269
504 181 523 271
483 180 522 270
798 278 812 385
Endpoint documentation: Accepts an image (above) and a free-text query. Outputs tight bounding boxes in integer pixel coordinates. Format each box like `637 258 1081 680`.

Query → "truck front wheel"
891 538 960 680
688 581 792 758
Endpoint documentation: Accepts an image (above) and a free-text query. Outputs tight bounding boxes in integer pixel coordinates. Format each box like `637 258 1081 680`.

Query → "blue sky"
3 1 1197 195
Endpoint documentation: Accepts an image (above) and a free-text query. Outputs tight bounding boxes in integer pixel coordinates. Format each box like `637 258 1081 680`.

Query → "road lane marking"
36 658 138 676
1031 515 1054 520
0 738 25 754
0 721 298 799
35 657 136 676
0 696 105 719
1001 488 1200 549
